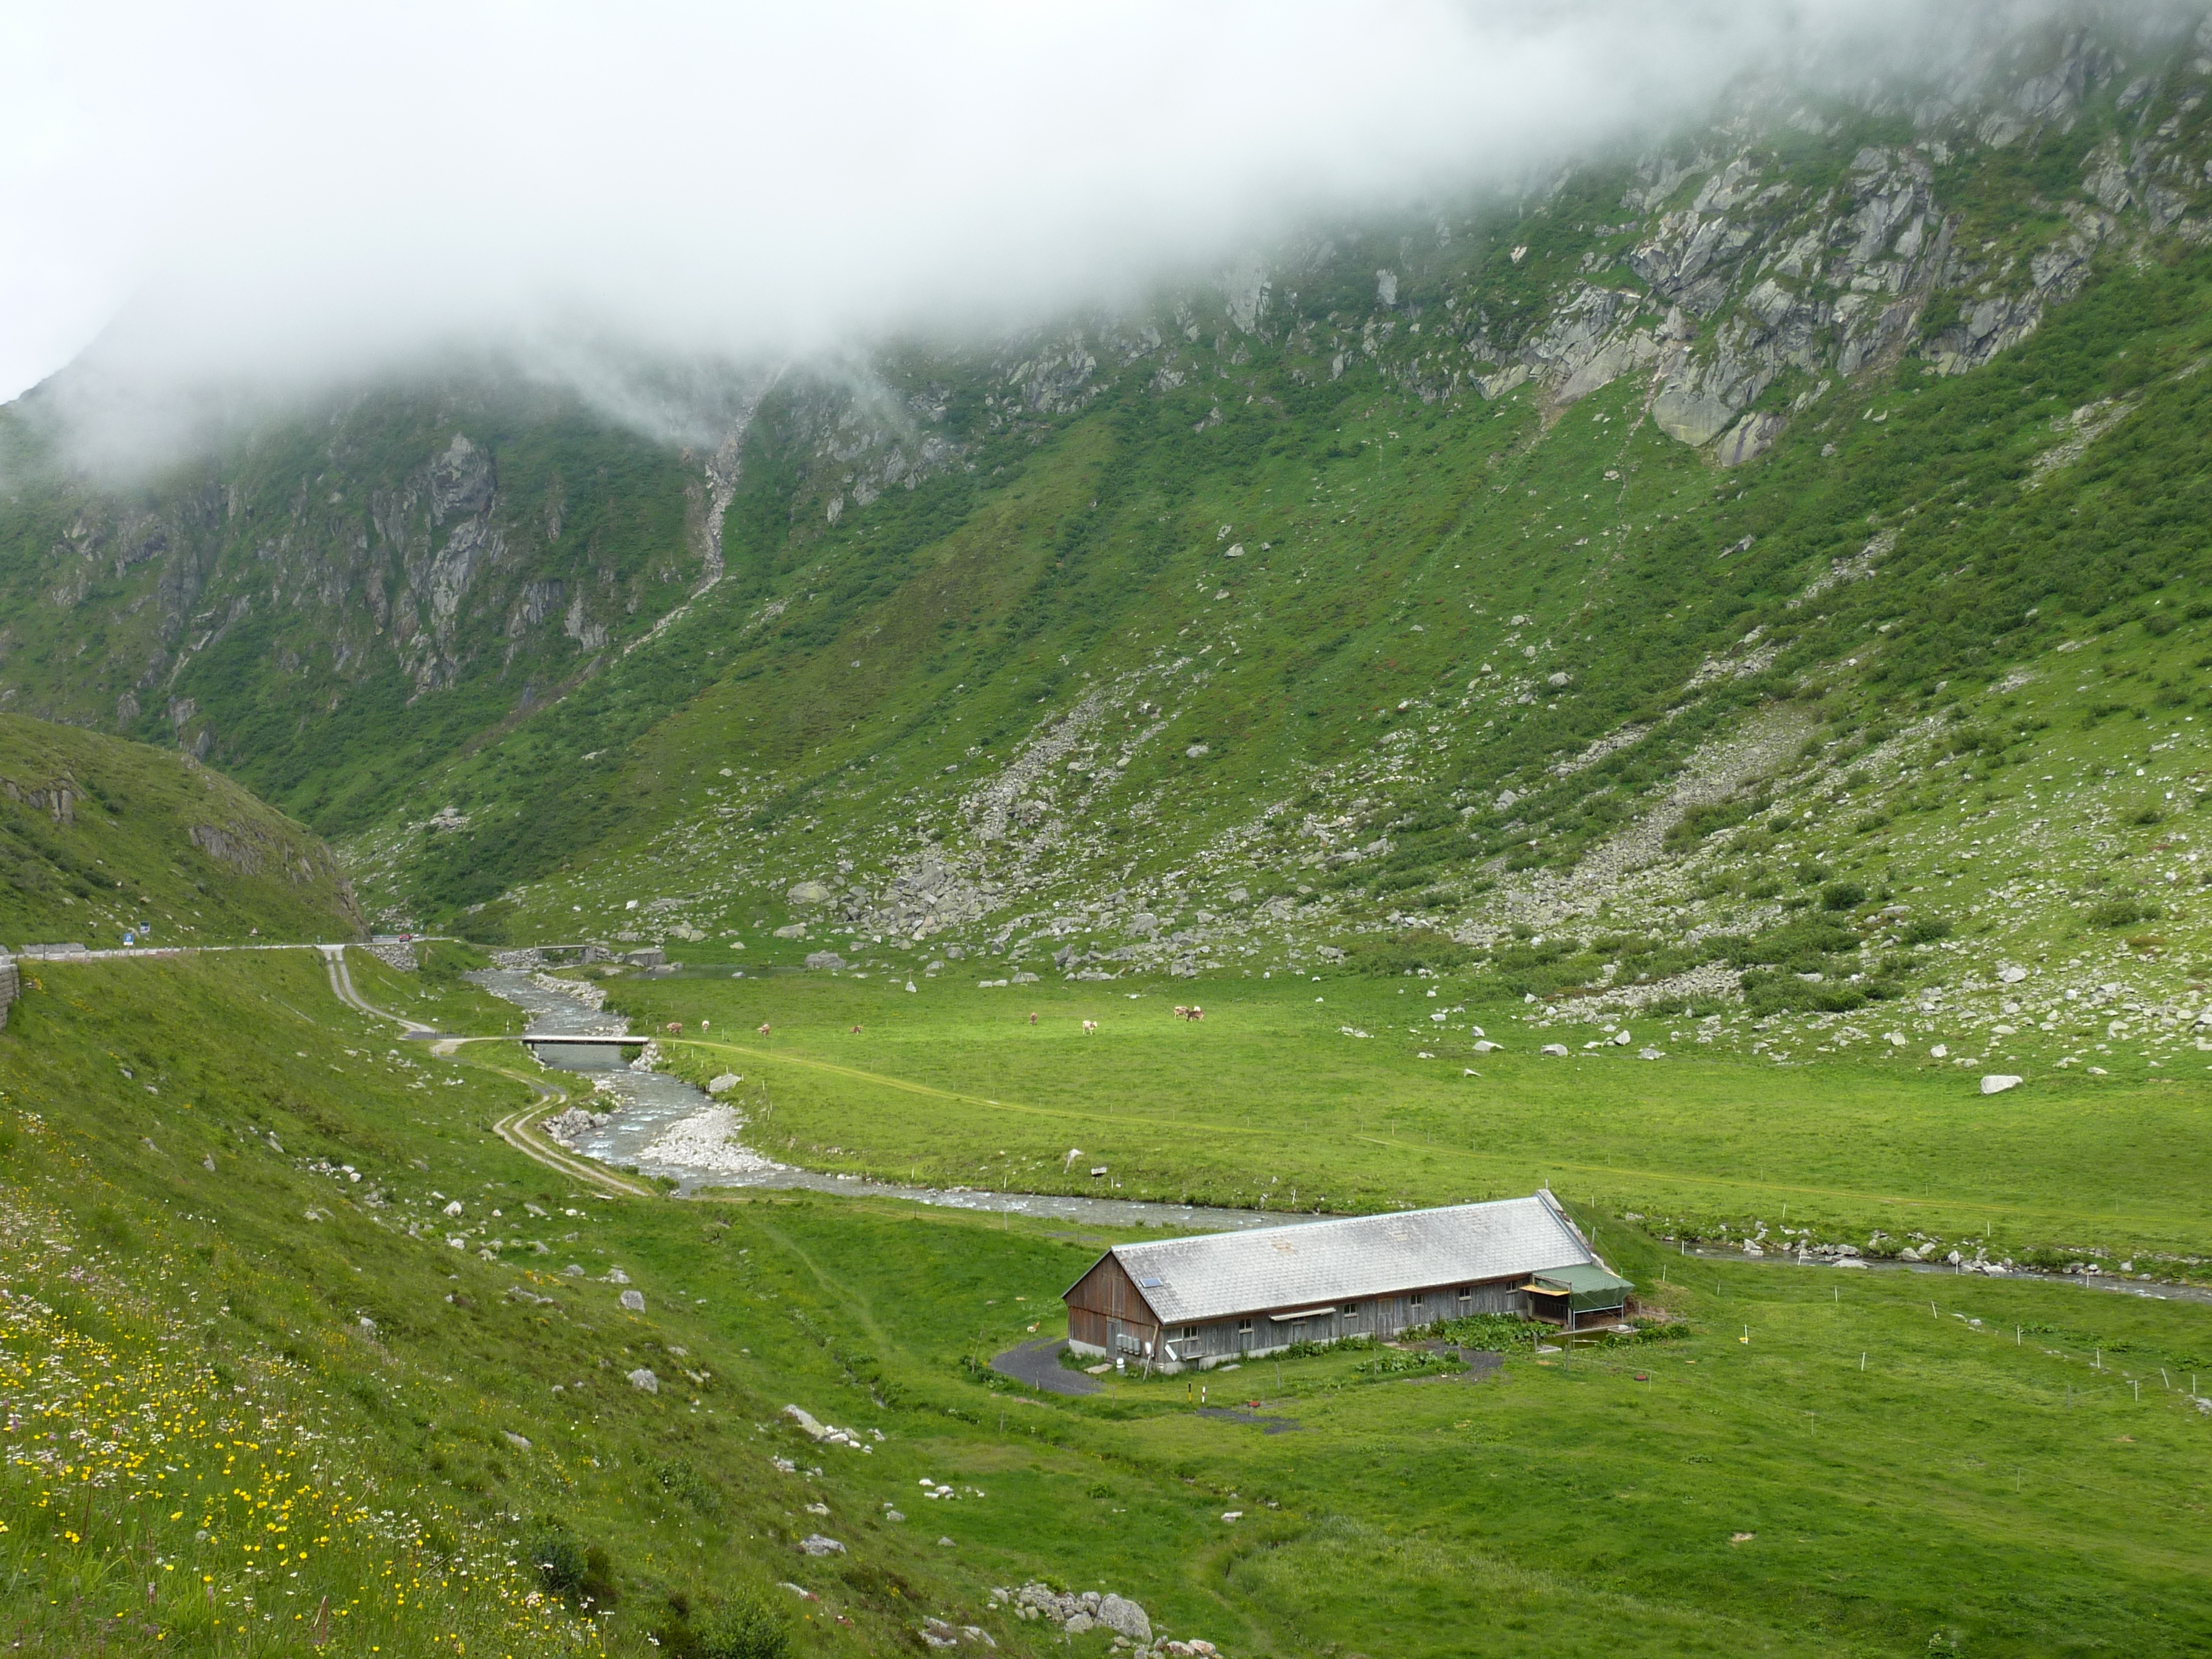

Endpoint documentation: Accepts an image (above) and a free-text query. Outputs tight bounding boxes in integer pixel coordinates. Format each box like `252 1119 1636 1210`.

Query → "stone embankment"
540 1107 610 1146
991 1583 1225 1655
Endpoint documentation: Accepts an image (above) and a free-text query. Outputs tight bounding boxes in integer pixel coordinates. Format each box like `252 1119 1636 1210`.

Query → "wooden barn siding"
1160 1278 1526 1363
1065 1253 1161 1353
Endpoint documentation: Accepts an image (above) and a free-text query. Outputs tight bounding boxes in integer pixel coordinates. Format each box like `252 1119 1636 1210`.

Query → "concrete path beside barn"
991 1337 1100 1396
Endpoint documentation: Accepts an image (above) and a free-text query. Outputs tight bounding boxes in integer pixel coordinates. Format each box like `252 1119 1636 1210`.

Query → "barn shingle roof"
1093 1193 1597 1326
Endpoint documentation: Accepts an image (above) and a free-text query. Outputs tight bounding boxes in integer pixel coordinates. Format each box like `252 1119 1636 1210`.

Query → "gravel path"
991 1336 1099 1396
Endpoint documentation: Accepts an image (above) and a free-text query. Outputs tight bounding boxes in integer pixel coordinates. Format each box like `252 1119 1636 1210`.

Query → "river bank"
468 968 1315 1232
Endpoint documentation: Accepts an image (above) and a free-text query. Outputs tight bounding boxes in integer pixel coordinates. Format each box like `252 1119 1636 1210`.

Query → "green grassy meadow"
615 971 2212 1271
1 951 2209 1655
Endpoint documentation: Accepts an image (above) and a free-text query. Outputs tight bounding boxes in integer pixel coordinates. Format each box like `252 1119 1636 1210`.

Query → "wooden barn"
1062 1191 1626 1370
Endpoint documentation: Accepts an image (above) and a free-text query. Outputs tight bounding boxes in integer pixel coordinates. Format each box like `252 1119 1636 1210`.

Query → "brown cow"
665 1021 683 1036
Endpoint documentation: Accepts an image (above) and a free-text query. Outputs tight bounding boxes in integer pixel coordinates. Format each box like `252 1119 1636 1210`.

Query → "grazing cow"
665 1021 683 1036
1081 1020 1098 1036
1188 1006 1205 1022
850 1024 863 1035
1172 1005 1189 1020
1028 1011 1038 1026
757 1022 771 1039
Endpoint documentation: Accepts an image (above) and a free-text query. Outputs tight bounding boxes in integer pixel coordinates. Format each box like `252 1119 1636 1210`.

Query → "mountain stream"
469 968 1309 1233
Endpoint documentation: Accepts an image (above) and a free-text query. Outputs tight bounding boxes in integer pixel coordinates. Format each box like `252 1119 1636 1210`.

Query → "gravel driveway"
991 1337 1100 1396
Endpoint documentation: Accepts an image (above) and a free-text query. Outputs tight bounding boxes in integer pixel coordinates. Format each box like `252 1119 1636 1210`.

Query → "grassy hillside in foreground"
0 712 363 948
4 951 2211 1657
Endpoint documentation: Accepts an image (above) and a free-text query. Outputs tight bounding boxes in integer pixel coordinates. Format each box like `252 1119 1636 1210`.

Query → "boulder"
797 1535 846 1557
1980 1074 2023 1095
627 1368 659 1393
804 951 847 971
620 1289 645 1312
788 881 833 905
1541 1043 1570 1057
772 923 809 939
707 1073 742 1094
1096 1594 1151 1643
781 1403 831 1441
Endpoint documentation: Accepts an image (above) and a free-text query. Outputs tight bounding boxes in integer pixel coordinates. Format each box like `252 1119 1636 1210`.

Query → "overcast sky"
1 1 2091 419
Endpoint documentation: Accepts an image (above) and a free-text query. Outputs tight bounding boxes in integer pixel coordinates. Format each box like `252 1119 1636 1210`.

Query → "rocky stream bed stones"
540 1107 610 1146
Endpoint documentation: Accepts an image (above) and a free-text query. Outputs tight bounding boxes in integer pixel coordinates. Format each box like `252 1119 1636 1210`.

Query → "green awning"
1527 1263 1633 1313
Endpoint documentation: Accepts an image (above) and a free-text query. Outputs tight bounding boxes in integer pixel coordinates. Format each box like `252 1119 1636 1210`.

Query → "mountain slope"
0 712 362 947
3 15 2212 1007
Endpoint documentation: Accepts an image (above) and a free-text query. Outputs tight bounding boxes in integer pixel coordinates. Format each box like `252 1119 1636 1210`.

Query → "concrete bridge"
427 1031 649 1055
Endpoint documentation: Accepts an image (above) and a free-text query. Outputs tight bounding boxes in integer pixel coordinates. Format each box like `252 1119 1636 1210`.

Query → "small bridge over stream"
427 1032 649 1054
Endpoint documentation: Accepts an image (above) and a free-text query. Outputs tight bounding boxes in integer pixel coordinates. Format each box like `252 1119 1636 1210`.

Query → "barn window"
1342 1302 1359 1318
1237 1319 1253 1337
1410 1293 1424 1310
1458 1286 1472 1303
1182 1326 1199 1341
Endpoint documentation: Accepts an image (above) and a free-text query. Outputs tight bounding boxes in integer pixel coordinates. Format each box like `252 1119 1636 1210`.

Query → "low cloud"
0 0 2139 465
